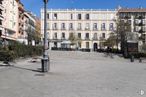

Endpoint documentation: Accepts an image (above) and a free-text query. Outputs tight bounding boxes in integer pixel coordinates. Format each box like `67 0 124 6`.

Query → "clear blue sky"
21 0 146 17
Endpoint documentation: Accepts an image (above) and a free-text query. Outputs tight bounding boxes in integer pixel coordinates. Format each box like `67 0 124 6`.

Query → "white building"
41 9 117 51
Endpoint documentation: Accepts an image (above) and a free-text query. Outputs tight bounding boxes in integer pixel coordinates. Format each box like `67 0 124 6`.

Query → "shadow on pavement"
11 65 43 73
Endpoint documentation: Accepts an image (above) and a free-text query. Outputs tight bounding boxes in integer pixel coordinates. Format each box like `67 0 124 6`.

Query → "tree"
104 32 117 48
68 33 81 49
113 17 131 56
69 33 77 45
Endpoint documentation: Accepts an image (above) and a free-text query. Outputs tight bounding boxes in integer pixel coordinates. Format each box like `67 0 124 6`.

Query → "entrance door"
93 43 98 51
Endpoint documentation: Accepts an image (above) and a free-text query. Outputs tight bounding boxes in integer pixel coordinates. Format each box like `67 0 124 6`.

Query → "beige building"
2 0 19 41
0 0 4 38
41 9 117 51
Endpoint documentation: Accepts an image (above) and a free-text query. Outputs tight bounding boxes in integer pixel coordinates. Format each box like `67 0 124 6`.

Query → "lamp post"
42 0 49 72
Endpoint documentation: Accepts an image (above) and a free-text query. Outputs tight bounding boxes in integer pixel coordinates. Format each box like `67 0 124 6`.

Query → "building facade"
118 8 146 52
23 11 36 45
41 9 117 50
1 0 19 41
0 0 4 40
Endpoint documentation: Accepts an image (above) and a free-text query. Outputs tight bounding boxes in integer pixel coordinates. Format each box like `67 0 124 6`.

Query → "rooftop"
118 8 146 12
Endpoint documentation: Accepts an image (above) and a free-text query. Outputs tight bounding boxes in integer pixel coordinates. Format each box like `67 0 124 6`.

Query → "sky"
21 0 146 17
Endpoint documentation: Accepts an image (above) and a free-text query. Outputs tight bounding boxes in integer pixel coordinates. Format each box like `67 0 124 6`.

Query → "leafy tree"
113 17 131 55
104 32 117 48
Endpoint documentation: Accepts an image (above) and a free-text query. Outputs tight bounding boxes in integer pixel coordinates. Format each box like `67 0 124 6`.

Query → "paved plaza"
0 51 146 97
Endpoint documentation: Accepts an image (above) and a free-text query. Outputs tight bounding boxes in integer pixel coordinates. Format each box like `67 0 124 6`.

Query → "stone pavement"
0 51 146 97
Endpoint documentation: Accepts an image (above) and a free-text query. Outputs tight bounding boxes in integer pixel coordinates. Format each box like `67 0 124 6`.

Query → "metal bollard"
139 58 142 63
130 55 134 62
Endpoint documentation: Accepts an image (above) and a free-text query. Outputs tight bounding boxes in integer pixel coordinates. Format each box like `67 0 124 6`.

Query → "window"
78 33 81 39
47 23 49 30
54 13 57 19
78 14 81 20
85 33 89 39
53 23 57 30
86 42 89 49
102 33 105 38
0 30 2 37
93 33 97 40
85 23 90 30
85 14 90 20
61 32 65 39
69 23 73 30
78 42 81 48
61 23 65 30
0 0 2 4
54 33 57 39
101 23 106 31
0 9 2 15
71 14 73 19
93 23 98 30
78 23 82 30
54 42 57 47
47 14 49 19
109 23 114 31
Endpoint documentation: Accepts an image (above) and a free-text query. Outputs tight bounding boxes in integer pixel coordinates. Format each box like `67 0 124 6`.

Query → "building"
118 8 146 53
0 0 4 40
23 11 36 45
17 1 25 43
41 9 117 51
1 0 19 42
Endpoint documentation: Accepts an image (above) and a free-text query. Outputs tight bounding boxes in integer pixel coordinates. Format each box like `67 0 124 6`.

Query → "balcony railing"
85 27 90 30
52 28 58 30
77 28 82 30
69 28 74 30
92 37 98 40
84 37 90 40
61 28 66 30
93 28 98 31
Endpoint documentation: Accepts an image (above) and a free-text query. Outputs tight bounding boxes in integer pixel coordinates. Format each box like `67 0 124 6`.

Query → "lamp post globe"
43 0 48 3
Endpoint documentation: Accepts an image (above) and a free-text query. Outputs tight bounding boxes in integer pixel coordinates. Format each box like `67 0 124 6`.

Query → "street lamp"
42 0 49 72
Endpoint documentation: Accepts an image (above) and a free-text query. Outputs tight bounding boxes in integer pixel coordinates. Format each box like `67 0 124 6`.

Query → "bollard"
139 57 142 63
130 55 134 62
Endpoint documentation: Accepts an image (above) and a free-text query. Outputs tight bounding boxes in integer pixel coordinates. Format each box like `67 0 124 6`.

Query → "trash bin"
41 58 49 72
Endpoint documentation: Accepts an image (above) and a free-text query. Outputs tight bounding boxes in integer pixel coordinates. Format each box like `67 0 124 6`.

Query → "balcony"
135 19 142 25
101 28 106 31
142 26 146 32
53 37 58 40
92 37 98 40
77 28 82 31
61 37 66 40
135 15 145 19
61 28 66 30
69 28 74 31
85 27 90 31
84 37 90 40
135 26 141 32
93 28 98 31
142 19 146 25
52 28 58 30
